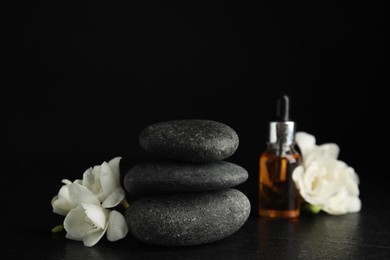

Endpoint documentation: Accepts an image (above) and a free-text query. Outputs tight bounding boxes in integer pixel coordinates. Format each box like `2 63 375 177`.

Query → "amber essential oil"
258 148 301 218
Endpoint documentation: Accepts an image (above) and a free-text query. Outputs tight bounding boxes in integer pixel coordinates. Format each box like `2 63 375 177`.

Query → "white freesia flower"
292 132 361 215
51 181 107 215
51 179 75 216
64 203 128 247
51 179 94 216
51 157 129 247
81 157 125 208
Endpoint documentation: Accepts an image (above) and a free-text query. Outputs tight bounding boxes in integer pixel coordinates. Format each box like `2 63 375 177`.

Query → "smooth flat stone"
124 160 248 198
138 119 239 163
126 188 251 246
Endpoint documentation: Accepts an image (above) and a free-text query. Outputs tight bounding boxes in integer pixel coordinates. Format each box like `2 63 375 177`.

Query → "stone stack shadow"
124 119 251 246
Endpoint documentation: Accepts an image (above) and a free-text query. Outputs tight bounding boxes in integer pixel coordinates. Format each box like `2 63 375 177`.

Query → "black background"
5 0 387 220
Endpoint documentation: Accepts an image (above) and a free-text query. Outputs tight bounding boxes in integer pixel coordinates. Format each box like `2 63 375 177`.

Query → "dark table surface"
3 164 390 260
5 208 390 259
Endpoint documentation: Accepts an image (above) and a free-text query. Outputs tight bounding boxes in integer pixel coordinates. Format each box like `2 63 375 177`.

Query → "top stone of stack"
138 119 239 163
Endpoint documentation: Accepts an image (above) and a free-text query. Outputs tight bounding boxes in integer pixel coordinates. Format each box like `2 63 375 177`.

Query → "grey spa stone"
124 161 248 197
138 119 239 163
126 188 251 246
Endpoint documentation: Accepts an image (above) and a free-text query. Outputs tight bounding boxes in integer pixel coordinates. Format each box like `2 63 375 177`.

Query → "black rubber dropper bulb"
276 94 290 122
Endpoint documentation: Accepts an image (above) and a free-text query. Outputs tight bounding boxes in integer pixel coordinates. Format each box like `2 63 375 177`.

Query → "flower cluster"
51 157 128 247
292 132 362 215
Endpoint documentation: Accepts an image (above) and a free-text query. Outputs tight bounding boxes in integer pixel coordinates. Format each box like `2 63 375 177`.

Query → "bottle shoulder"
260 148 302 161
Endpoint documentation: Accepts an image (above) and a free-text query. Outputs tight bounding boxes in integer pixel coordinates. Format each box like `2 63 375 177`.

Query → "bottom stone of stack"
125 188 251 246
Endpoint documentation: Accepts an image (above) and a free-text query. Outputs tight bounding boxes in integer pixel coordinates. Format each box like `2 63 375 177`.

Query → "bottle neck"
268 121 297 156
269 121 296 146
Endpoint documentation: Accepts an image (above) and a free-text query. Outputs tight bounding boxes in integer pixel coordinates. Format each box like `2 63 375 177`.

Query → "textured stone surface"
126 188 251 246
138 119 239 163
124 160 248 198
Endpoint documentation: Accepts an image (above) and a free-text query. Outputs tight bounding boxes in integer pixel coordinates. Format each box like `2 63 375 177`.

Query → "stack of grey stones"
124 119 251 246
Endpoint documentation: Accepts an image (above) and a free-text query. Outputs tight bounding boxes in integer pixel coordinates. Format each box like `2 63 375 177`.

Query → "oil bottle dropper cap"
269 94 296 146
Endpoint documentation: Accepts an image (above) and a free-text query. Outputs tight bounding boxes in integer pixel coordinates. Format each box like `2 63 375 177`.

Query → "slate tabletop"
3 164 390 260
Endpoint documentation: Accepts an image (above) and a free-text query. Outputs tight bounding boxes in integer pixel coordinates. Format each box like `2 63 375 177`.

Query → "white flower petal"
319 143 340 159
346 196 362 213
74 179 83 185
295 131 316 160
57 184 71 201
81 203 108 230
106 210 128 242
346 167 360 185
51 195 59 205
65 232 82 241
87 165 104 194
92 164 103 174
51 184 76 216
322 189 352 215
61 179 72 185
304 143 340 167
82 167 95 190
100 162 119 196
64 206 92 240
68 183 100 206
102 187 125 208
83 229 106 247
108 157 122 181
51 196 74 216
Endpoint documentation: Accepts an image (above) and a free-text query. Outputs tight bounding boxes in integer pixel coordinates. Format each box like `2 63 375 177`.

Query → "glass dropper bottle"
258 94 302 219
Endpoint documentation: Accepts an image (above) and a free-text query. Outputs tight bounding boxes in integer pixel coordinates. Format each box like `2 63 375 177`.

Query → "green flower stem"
303 204 322 214
51 224 64 233
120 199 130 209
